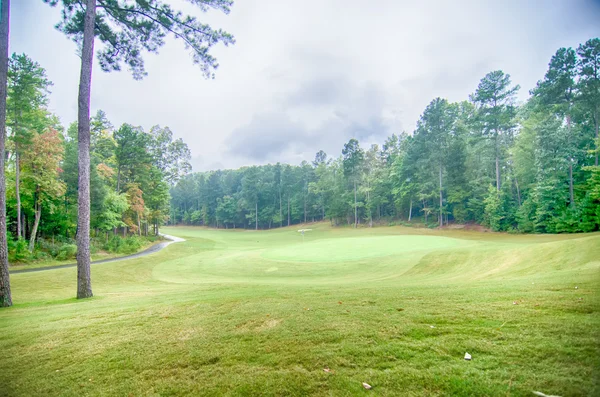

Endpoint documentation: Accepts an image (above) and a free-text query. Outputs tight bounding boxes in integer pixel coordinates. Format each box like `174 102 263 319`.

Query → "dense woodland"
4 53 191 262
171 39 600 234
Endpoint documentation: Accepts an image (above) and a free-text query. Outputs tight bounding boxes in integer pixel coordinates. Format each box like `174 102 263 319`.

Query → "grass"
1 223 598 396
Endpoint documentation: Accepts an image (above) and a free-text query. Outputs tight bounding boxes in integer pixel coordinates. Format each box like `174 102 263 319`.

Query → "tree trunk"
353 180 357 228
303 192 307 224
566 114 575 207
287 196 290 226
279 186 282 227
569 162 574 206
439 163 443 227
594 109 598 167
515 176 521 207
28 199 41 252
0 0 12 307
495 132 500 191
408 199 412 222
15 143 21 239
76 0 96 300
116 167 121 192
255 200 258 230
495 155 500 191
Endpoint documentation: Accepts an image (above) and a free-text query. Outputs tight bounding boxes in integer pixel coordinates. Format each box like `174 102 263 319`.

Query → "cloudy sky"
11 0 600 171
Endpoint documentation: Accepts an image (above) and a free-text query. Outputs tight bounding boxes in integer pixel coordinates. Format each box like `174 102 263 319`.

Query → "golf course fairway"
1 224 599 396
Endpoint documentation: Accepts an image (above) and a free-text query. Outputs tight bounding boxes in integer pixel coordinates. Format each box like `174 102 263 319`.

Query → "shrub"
56 244 78 260
8 238 31 263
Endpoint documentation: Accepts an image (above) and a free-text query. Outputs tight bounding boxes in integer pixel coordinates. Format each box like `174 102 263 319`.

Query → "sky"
11 0 600 171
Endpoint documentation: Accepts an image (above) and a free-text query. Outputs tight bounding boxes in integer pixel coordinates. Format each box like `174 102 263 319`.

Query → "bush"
56 244 78 260
8 238 31 263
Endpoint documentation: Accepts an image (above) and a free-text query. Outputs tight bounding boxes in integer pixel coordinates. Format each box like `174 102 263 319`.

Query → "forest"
171 38 600 234
4 53 191 263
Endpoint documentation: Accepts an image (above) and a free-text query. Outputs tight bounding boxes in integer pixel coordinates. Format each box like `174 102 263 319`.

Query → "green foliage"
55 244 77 261
8 238 31 263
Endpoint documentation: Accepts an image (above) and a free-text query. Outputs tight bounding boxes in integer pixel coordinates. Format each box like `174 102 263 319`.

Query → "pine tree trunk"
495 131 501 191
566 114 575 207
304 192 307 224
569 163 574 206
495 155 500 191
15 143 21 239
354 180 357 228
408 199 412 222
439 163 443 227
0 0 12 308
28 199 41 252
515 176 521 207
76 0 96 300
594 110 598 167
116 167 121 192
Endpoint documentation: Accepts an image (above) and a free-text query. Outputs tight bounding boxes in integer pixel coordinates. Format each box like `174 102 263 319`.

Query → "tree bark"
28 198 41 252
495 131 501 191
0 0 11 308
15 142 21 239
303 190 307 224
353 180 357 228
594 109 598 167
569 162 574 206
566 114 575 207
439 163 443 227
76 0 96 300
515 176 521 207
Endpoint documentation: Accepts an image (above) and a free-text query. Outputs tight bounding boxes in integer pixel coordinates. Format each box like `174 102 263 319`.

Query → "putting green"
152 234 477 284
262 235 470 262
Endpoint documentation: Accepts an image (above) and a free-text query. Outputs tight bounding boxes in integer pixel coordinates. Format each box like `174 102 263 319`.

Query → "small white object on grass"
532 391 562 397
430 325 435 328
362 382 372 390
575 286 578 289
464 352 472 360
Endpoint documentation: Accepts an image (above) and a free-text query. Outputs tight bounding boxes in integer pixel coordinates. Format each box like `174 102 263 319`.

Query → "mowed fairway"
1 224 599 396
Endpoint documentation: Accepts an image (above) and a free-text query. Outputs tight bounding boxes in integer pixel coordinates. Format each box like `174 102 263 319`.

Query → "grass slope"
1 224 598 396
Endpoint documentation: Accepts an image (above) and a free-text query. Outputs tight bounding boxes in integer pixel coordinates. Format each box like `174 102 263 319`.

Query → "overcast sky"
11 0 600 171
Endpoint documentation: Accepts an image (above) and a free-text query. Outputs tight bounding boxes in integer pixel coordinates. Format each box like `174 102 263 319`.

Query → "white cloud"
11 0 600 171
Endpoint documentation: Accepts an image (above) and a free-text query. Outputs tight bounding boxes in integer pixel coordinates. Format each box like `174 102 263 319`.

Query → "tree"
413 98 458 226
342 138 364 227
148 125 191 185
7 53 52 239
46 0 235 299
577 38 600 166
470 70 520 191
532 47 578 206
0 0 11 307
21 128 66 251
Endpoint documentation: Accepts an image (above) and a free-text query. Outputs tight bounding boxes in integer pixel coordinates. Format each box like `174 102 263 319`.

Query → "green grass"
1 223 599 396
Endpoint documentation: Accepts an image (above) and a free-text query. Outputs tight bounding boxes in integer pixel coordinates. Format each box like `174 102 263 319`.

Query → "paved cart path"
9 234 185 274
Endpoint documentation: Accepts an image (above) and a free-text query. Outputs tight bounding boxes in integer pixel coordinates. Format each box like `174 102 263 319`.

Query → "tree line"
171 38 600 234
0 0 234 307
5 53 192 264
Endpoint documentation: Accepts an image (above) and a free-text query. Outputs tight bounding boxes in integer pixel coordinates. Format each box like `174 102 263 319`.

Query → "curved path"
9 234 185 274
